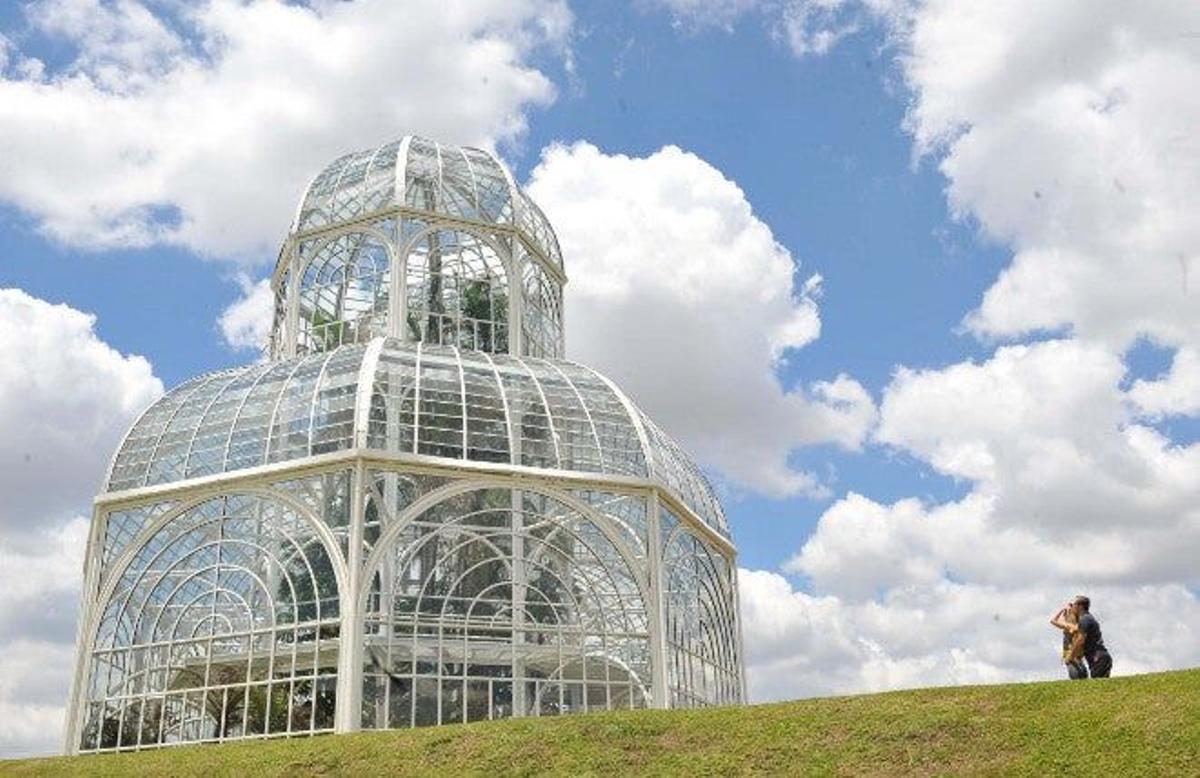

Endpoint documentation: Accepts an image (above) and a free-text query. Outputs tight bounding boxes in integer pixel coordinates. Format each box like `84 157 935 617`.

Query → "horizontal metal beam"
95 448 736 558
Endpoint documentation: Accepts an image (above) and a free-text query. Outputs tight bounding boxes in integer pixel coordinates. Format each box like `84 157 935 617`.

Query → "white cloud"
0 641 77 758
25 0 185 92
0 517 88 640
527 142 876 498
874 339 1200 575
900 2 1200 350
650 0 762 32
0 288 163 533
0 289 162 757
654 0 1200 351
778 0 858 57
732 1 1200 698
0 0 570 258
218 275 273 353
0 519 87 758
1129 347 1200 420
743 337 1200 697
740 567 1200 702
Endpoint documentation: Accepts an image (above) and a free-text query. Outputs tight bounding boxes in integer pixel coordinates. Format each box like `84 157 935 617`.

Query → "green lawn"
5 668 1198 776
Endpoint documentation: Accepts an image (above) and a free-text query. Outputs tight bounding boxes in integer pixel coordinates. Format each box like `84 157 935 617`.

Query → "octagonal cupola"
269 136 565 360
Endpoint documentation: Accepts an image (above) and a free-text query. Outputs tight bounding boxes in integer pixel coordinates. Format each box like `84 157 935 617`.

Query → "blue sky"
1 0 1198 757
1 3 1000 571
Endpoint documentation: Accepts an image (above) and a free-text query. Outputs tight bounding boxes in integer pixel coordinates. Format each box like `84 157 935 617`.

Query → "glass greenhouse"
66 136 744 753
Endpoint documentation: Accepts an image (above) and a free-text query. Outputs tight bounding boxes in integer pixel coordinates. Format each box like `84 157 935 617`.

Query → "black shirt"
1078 612 1107 656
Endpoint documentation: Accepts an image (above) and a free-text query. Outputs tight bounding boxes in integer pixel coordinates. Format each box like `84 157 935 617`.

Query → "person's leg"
1067 661 1088 680
1089 652 1112 678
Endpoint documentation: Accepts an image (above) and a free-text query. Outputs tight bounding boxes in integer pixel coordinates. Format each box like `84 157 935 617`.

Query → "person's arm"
1050 607 1075 632
1065 629 1086 662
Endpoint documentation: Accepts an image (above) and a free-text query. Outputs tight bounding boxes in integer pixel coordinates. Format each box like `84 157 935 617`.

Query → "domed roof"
107 338 727 538
290 136 563 272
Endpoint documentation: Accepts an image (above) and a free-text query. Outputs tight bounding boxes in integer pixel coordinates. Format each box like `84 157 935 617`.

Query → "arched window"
662 516 741 708
79 494 342 751
360 486 650 729
296 232 392 354
404 229 509 353
521 255 563 359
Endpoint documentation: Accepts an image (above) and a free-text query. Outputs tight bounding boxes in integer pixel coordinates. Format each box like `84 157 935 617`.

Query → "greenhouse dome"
270 136 565 360
67 136 744 755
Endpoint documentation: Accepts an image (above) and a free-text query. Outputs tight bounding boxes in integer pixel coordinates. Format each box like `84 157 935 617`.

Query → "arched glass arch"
80 493 343 751
521 253 563 359
296 231 392 354
296 141 401 232
403 229 509 353
662 510 741 709
360 486 651 729
275 137 565 361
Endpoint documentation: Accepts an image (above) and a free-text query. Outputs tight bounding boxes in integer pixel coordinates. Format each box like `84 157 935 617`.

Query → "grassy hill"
4 668 1198 776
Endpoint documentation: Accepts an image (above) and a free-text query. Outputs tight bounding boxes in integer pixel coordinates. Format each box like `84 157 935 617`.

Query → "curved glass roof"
291 136 563 272
107 338 727 538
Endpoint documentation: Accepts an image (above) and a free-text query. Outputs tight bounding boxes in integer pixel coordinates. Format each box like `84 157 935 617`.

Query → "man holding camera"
1050 595 1113 679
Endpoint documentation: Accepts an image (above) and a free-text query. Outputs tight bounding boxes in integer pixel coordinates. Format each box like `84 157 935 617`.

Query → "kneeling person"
1072 595 1112 678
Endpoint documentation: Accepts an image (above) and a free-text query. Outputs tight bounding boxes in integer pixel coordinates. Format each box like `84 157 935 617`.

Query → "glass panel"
662 516 742 707
360 485 652 731
102 501 176 566
404 230 508 354
554 363 646 477
184 363 275 480
524 360 603 472
491 355 557 469
108 374 211 491
81 494 341 751
641 413 729 538
415 347 464 459
519 252 563 359
296 234 391 354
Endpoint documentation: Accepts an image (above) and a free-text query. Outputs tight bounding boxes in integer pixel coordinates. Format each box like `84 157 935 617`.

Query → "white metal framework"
66 136 744 754
272 137 564 360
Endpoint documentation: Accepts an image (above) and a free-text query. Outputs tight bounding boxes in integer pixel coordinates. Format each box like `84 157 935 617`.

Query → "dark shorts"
1087 651 1112 678
1066 660 1088 680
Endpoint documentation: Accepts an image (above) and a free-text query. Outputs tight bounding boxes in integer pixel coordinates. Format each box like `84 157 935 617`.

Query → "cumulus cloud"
0 289 162 757
903 1 1200 350
527 142 876 498
746 288 1200 701
877 340 1199 538
740 567 1200 702
218 275 273 353
0 288 163 533
0 0 570 257
728 1 1200 697
0 639 78 758
0 519 88 758
1129 347 1200 420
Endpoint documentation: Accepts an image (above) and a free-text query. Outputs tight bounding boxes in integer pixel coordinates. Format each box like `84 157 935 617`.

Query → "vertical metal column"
508 238 524 356
511 486 527 717
647 493 669 709
731 565 748 704
335 460 366 732
284 242 301 356
390 215 406 343
62 506 107 754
